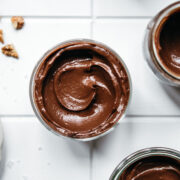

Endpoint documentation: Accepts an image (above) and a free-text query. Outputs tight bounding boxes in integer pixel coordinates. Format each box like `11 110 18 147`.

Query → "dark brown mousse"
33 40 130 138
119 156 180 180
156 10 180 78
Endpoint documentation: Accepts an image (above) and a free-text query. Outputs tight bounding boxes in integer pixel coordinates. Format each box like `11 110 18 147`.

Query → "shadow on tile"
39 125 91 158
0 141 6 180
66 139 92 157
93 122 134 153
161 84 180 107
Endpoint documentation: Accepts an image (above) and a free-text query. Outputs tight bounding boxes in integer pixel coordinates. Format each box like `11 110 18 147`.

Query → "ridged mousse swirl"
33 40 130 138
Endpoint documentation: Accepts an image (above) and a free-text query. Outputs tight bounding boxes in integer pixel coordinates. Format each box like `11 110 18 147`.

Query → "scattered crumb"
38 147 43 151
22 176 28 180
24 74 28 79
47 162 51 166
7 160 14 169
2 86 7 90
11 16 24 30
0 30 4 44
1 44 19 59
16 160 21 164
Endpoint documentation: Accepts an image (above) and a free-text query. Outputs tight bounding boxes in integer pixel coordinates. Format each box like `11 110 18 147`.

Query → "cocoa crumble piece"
0 30 4 44
1 44 19 58
11 16 24 30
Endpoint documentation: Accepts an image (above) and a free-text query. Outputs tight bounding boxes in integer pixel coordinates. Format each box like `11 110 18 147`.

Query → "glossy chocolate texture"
120 156 180 180
33 41 130 138
156 10 180 78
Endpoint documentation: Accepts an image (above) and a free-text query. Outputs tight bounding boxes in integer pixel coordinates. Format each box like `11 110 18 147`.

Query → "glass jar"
29 39 132 141
110 147 180 180
144 2 180 86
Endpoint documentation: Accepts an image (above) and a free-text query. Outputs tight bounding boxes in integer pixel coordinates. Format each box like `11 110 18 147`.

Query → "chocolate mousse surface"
33 40 130 138
120 156 180 180
156 10 180 78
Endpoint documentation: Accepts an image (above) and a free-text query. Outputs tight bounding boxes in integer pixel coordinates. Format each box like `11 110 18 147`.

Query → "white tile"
0 0 90 16
1 117 91 180
94 0 175 17
0 18 91 115
92 117 180 180
93 19 180 115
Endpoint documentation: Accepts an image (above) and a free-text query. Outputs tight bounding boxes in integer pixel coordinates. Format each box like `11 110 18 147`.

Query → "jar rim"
152 2 180 81
29 38 132 141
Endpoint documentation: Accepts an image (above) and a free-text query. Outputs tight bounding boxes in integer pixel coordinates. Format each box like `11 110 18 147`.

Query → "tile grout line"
90 141 94 180
90 0 95 179
96 16 152 19
126 115 180 118
0 114 36 118
0 15 92 19
90 0 95 39
0 15 152 19
90 0 93 38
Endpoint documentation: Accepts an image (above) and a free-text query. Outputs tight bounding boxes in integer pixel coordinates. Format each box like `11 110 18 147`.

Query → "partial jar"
30 39 132 141
110 147 180 180
144 2 180 86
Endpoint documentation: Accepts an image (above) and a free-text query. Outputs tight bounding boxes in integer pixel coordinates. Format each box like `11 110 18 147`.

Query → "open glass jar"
30 39 132 141
110 147 180 180
144 2 180 86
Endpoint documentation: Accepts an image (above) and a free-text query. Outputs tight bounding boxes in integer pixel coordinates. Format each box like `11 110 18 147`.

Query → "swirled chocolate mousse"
155 10 180 78
33 40 130 138
120 156 180 180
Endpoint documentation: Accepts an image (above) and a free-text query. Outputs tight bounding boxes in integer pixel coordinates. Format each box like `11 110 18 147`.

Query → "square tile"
1 117 91 180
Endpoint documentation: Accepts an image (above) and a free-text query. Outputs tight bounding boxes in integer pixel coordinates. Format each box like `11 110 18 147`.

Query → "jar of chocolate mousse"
110 147 180 180
144 2 180 86
30 39 131 141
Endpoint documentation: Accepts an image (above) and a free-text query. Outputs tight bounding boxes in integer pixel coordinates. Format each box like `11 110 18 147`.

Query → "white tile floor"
2 117 90 180
0 0 179 180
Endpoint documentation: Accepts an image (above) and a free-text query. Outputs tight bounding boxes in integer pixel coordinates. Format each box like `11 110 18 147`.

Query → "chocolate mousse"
120 156 180 180
33 40 130 139
155 9 180 78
